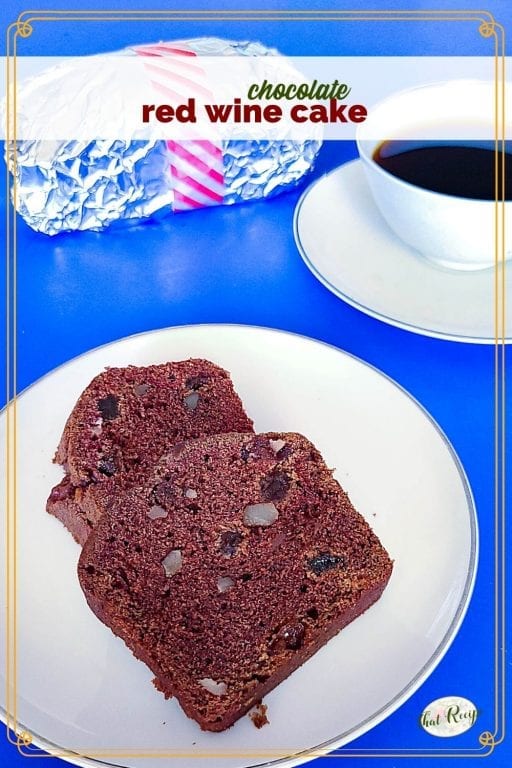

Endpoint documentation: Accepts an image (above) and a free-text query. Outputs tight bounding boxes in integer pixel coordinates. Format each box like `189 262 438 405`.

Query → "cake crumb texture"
78 431 393 731
47 359 254 543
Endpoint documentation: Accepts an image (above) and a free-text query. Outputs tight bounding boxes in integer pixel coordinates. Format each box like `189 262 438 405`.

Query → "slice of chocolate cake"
48 360 254 544
78 431 393 732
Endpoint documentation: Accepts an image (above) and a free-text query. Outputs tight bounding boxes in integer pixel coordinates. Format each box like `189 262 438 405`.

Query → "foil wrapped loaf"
7 38 322 235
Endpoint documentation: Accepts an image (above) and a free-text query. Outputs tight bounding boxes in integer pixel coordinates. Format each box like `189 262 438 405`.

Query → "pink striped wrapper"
9 37 322 235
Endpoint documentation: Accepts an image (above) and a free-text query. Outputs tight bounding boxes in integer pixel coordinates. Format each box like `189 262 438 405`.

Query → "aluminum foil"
7 38 322 236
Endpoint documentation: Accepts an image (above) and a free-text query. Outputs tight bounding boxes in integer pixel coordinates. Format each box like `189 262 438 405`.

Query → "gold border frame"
3 7 507 763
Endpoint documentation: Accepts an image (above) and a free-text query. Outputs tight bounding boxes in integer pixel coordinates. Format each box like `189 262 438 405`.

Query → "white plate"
0 325 477 768
294 159 511 343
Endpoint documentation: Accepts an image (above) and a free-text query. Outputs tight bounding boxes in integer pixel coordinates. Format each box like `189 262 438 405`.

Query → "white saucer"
294 160 510 344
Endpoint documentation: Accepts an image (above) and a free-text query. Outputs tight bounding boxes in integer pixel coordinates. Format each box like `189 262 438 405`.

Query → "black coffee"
373 140 512 200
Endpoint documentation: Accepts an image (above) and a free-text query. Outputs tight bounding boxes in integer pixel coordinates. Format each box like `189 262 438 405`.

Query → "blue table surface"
1 1 510 767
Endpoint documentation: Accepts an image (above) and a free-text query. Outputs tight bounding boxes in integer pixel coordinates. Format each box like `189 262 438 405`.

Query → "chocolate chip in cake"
280 623 305 650
240 436 273 461
185 374 210 390
219 530 243 557
97 394 119 420
184 392 200 411
308 552 344 575
98 456 116 476
260 471 290 502
152 480 174 506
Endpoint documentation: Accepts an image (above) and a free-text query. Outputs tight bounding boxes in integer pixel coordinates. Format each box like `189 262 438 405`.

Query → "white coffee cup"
356 80 510 271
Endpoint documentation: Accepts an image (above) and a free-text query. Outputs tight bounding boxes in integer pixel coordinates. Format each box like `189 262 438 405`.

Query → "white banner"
2 55 508 141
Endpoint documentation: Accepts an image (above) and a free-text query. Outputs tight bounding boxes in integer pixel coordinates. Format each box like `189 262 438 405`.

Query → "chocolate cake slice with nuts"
47 360 254 544
78 431 393 731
